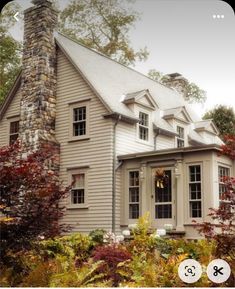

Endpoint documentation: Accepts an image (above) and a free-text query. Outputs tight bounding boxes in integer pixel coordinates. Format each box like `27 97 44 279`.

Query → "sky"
3 0 235 117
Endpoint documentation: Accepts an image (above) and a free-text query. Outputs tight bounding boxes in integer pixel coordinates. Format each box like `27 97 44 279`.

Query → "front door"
151 168 175 228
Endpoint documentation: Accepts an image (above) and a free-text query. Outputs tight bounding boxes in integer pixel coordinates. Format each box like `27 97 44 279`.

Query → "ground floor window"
218 166 230 202
71 173 85 204
129 171 140 219
189 165 202 218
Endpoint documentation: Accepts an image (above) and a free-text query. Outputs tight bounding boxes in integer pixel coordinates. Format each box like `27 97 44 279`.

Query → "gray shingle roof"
55 32 189 119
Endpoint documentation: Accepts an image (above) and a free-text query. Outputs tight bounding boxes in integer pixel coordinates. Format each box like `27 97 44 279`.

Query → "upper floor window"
73 107 86 136
9 120 19 145
139 112 149 141
218 166 230 201
71 173 85 204
177 126 184 147
129 171 140 219
69 101 89 140
189 165 202 218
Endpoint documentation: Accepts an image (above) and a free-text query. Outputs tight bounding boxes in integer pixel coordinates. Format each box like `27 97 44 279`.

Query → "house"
0 0 234 239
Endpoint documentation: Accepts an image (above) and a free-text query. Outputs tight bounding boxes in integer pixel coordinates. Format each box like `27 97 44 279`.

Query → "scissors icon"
213 266 224 276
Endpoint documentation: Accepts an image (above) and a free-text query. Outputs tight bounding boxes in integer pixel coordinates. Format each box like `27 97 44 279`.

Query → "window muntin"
71 173 85 204
9 121 19 145
139 112 149 141
73 106 86 136
189 165 202 218
129 171 140 219
177 126 184 147
155 170 172 219
218 166 230 201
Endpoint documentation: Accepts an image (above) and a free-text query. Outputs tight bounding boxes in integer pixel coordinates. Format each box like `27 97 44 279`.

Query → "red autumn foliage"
0 141 70 260
92 244 132 285
220 134 235 160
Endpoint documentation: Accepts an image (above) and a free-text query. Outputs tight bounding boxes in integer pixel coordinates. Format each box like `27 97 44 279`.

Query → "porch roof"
117 144 222 160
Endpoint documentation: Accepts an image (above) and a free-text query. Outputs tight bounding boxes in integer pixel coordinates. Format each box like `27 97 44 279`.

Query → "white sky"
4 0 235 117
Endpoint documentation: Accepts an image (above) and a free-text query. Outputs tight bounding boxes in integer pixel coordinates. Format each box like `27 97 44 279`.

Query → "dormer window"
139 112 149 141
177 126 184 147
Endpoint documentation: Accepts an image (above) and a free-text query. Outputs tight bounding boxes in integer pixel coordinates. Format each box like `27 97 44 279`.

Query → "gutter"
112 114 121 233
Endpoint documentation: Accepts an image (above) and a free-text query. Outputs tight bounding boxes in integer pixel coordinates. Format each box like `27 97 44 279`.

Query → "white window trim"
67 169 89 209
128 170 140 219
218 165 231 203
176 125 185 148
8 116 20 145
69 101 90 141
136 109 150 143
187 163 203 221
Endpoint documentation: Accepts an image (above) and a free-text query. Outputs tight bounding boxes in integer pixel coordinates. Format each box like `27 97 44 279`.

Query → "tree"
0 2 22 104
147 68 206 103
58 0 149 66
0 142 69 261
203 105 235 140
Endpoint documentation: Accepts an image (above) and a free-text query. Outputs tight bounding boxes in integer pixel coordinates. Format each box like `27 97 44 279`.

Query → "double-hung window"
218 166 230 202
189 165 202 218
139 112 149 141
69 101 89 140
129 171 140 219
9 120 19 145
177 126 184 147
73 107 86 136
71 173 85 205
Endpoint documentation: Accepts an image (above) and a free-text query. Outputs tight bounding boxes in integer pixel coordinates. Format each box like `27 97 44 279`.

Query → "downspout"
154 129 160 150
112 114 121 233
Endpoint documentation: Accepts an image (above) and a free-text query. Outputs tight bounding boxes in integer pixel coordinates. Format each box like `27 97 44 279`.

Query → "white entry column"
175 160 185 231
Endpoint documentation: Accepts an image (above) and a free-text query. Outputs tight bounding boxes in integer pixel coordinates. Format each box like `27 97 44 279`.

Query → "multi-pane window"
139 112 149 141
155 170 172 219
9 121 19 145
177 126 184 147
73 107 86 136
129 171 140 219
71 174 85 204
218 166 230 201
189 165 202 218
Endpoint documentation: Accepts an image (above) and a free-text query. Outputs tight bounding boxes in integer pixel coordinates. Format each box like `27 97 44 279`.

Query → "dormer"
123 89 158 145
162 106 193 147
123 89 158 111
162 106 192 125
194 119 219 135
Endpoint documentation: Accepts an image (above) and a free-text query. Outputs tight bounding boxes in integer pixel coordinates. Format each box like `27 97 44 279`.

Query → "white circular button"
178 259 202 283
207 259 231 284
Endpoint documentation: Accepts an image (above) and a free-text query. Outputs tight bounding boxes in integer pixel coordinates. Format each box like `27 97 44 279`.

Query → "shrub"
92 244 132 286
89 228 106 245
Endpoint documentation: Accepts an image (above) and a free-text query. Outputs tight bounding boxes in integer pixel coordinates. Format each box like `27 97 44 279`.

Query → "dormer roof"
194 119 219 135
123 89 158 110
163 106 193 123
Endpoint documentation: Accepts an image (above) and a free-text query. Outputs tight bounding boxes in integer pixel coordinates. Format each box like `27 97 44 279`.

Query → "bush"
92 244 132 286
89 229 106 245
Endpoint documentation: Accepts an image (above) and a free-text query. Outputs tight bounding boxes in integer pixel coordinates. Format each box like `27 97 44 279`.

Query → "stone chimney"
19 0 59 167
163 73 189 99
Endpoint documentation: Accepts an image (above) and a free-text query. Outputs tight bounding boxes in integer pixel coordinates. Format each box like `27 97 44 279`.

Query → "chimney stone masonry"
19 0 59 167
163 73 189 100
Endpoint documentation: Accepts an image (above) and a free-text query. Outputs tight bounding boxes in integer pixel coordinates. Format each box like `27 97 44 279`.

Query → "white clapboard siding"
156 135 175 150
56 49 114 233
0 89 21 147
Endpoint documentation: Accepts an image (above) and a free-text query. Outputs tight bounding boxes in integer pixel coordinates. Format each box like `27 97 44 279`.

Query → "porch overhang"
117 144 222 160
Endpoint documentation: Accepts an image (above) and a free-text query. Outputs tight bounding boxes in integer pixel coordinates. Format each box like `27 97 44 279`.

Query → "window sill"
136 139 153 147
67 205 89 209
68 137 90 143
